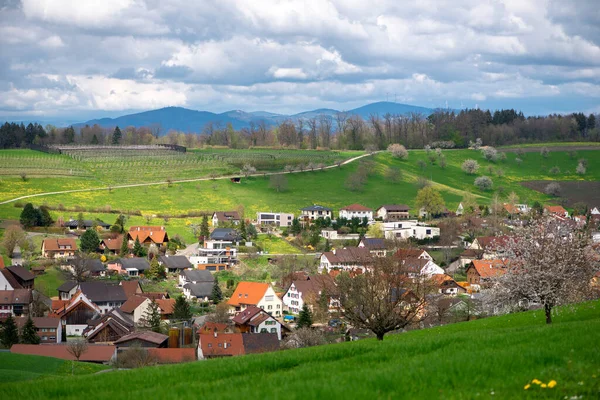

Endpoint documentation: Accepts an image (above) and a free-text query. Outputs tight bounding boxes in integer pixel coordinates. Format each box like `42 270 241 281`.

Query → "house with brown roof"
319 247 373 273
155 298 175 320
212 211 241 227
357 238 388 257
119 295 152 324
41 238 77 259
114 331 169 348
54 290 101 336
469 236 511 260
1 268 23 291
196 331 279 360
394 248 433 261
15 316 62 343
232 305 285 340
0 289 32 318
83 308 134 343
99 235 125 255
466 259 507 290
339 204 373 221
11 344 116 363
120 280 143 299
128 226 169 246
282 275 339 315
544 205 569 218
376 205 411 221
431 274 467 296
227 282 282 317
4 266 35 289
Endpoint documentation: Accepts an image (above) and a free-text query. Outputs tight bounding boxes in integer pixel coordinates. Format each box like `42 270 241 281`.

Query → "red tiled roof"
545 205 568 214
199 332 244 357
148 348 196 363
42 238 77 252
100 235 124 251
11 344 115 362
156 298 175 315
213 211 240 222
228 282 269 307
470 259 507 279
340 204 372 211
120 280 143 299
120 295 148 313
0 258 4 268
128 226 168 244
394 248 428 259
475 236 510 250
199 322 233 334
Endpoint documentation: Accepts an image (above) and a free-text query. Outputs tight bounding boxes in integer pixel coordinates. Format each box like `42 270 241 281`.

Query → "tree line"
1 108 597 150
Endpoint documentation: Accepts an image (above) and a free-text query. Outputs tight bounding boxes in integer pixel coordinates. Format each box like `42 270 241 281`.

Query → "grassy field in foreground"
0 353 108 383
1 301 598 398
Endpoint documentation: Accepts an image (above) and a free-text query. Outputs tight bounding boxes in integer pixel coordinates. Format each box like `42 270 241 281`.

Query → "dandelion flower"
524 384 531 390
548 380 557 388
532 379 542 385
541 384 547 388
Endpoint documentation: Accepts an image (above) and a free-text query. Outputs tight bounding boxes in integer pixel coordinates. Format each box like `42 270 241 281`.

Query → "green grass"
0 353 109 383
253 234 302 254
34 267 66 298
1 301 598 398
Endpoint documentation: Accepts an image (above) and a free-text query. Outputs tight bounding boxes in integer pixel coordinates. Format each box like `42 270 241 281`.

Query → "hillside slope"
1 301 598 399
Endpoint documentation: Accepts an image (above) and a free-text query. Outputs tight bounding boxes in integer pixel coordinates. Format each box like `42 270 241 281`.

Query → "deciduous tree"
2 225 26 257
415 186 446 217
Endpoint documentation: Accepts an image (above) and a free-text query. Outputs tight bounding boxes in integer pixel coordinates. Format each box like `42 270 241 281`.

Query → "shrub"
515 157 523 166
462 159 479 174
578 158 588 168
482 147 498 162
576 162 586 175
545 182 562 196
474 176 493 191
549 166 561 175
540 147 549 158
387 144 408 159
469 138 482 150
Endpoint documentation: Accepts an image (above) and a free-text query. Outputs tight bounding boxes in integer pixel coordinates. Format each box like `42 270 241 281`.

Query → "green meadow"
0 353 108 383
1 301 598 398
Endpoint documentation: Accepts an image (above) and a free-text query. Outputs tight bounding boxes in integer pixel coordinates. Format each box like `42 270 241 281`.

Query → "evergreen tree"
324 239 331 252
113 214 126 233
246 223 257 240
112 126 122 145
172 296 192 320
119 234 129 257
211 278 223 303
39 206 54 227
132 237 146 257
20 317 41 344
318 290 329 315
142 300 163 333
80 229 100 253
290 218 302 235
91 134 99 144
147 257 166 280
0 315 19 348
239 218 247 241
297 303 313 328
200 215 209 240
20 203 39 228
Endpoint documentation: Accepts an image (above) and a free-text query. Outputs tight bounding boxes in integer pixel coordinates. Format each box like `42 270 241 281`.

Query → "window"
270 328 277 333
260 328 267 333
268 305 272 310
265 295 274 301
426 229 431 235
208 343 212 348
218 343 222 347
277 304 280 308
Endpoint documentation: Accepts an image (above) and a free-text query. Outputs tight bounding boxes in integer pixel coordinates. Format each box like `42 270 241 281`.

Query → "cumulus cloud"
0 0 599 118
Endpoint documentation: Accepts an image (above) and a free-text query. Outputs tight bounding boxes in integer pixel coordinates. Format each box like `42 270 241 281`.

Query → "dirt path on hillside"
0 152 379 206
499 145 600 153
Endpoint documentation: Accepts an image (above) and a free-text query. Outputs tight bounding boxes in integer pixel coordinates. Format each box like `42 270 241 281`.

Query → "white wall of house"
257 212 294 227
257 286 283 317
319 253 367 273
419 261 444 277
254 317 282 340
0 274 15 291
339 210 373 221
301 210 332 220
320 229 360 240
282 283 303 314
66 324 88 336
133 298 151 324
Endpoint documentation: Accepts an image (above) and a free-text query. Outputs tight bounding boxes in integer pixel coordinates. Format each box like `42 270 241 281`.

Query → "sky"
0 0 599 123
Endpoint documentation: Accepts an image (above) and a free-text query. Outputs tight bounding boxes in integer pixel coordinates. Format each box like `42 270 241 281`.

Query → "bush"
462 159 479 174
540 147 549 158
474 176 493 191
482 147 498 162
515 157 523 166
545 182 562 196
387 144 408 159
549 166 561 175
576 162 586 175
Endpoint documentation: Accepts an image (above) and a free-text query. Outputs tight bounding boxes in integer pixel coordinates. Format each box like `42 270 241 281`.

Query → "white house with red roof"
339 204 374 221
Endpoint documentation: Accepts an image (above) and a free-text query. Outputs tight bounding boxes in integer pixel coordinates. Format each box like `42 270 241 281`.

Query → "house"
319 247 372 273
466 259 507 290
394 248 433 261
4 266 35 289
179 269 214 287
431 274 467 296
227 282 283 317
300 205 332 221
402 258 444 278
591 207 600 215
146 348 197 364
357 238 388 257
11 344 116 364
256 212 294 227
456 203 464 216
197 331 245 359
66 258 106 277
114 331 169 348
119 295 152 324
0 268 22 290
15 316 62 343
339 204 373 221
128 226 169 246
57 281 79 300
183 282 214 301
54 290 101 336
155 298 175 320
544 205 569 218
99 235 124 255
0 289 32 318
78 282 127 314
84 308 135 343
190 229 240 271
469 236 510 259
41 238 77 259
376 205 411 221
282 274 339 315
503 203 520 216
241 333 280 355
382 220 440 240
458 248 482 268
65 219 111 230
107 258 150 277
198 322 237 335
232 305 284 340
157 255 192 273
120 280 143 299
212 211 241 227
320 228 360 241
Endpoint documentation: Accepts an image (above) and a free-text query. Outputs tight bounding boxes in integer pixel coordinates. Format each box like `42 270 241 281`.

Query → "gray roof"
66 219 111 229
118 257 150 271
57 281 78 293
158 255 192 269
242 333 280 354
184 282 213 298
301 205 332 212
80 282 127 303
181 269 214 283
210 228 241 241
86 259 105 273
360 238 386 250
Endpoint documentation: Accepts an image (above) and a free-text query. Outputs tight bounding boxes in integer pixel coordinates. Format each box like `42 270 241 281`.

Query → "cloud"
1 0 599 119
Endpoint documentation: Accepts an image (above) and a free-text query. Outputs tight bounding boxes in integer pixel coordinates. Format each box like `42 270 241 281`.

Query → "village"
1 198 600 366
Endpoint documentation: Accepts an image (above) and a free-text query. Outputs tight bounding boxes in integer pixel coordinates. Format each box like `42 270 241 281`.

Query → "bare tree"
114 345 158 368
205 302 231 323
63 253 93 282
337 257 435 340
319 115 332 148
489 218 598 324
67 339 88 362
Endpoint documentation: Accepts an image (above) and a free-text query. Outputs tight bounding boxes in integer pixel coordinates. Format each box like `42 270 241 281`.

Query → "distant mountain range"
73 102 435 135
